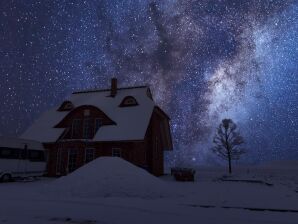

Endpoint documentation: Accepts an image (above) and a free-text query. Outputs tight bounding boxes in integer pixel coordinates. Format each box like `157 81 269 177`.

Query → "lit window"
112 148 121 157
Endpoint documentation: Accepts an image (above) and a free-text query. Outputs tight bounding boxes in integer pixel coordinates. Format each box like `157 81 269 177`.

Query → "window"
119 96 138 107
85 148 95 163
83 118 93 139
94 118 102 133
0 147 20 159
64 103 73 110
71 119 81 138
112 148 121 157
0 148 12 157
28 150 45 162
0 147 44 161
68 149 78 173
84 109 90 117
125 98 136 105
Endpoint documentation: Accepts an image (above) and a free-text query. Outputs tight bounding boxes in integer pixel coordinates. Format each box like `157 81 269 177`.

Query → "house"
21 78 173 176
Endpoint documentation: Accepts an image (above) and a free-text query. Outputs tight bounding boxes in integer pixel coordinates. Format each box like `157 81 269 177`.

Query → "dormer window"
119 96 138 107
58 101 74 111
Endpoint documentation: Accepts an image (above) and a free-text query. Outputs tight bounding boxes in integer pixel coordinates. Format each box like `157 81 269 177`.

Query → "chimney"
110 78 117 97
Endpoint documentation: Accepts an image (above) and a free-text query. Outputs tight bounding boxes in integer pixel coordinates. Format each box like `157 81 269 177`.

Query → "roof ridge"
72 85 148 94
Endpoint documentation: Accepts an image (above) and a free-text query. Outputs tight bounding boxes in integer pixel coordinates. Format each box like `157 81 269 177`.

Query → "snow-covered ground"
0 157 297 224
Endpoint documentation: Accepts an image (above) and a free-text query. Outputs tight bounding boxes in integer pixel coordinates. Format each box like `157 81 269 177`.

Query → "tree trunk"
225 129 232 174
228 155 232 174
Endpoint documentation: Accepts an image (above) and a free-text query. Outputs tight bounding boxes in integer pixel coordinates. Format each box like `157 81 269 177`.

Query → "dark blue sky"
0 0 297 165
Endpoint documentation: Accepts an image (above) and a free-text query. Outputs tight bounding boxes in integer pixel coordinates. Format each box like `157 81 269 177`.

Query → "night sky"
1 0 297 165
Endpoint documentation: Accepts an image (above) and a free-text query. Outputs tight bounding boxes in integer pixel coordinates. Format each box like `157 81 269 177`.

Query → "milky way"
0 0 297 165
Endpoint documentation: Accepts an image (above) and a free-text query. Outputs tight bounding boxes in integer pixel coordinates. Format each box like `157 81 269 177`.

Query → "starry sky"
1 0 297 165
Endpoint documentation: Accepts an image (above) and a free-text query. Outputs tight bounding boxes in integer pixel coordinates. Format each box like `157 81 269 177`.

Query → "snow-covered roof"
0 136 44 151
21 86 156 142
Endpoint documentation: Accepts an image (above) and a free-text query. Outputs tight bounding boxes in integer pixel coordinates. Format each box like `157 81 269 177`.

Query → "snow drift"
47 157 171 198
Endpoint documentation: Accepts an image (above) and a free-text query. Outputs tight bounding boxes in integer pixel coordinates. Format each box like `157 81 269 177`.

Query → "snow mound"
48 157 171 198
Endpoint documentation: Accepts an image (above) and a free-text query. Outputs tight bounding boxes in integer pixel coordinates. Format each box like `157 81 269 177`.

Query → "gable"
54 105 116 128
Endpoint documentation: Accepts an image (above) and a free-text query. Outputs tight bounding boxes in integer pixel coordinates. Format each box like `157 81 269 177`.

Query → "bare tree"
212 119 245 174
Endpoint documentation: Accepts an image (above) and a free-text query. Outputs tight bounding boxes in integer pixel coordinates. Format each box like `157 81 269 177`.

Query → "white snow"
20 108 66 143
21 87 155 142
0 160 297 224
47 157 170 198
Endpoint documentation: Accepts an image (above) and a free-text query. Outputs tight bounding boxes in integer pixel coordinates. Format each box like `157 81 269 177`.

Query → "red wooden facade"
43 85 172 177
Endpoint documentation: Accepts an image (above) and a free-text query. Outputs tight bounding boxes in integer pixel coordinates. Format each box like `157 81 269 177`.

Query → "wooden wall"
44 106 171 177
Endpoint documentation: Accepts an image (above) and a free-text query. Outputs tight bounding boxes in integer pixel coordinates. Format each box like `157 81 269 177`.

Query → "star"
0 0 297 165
